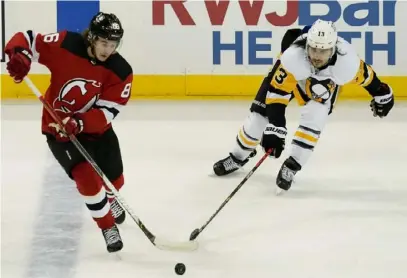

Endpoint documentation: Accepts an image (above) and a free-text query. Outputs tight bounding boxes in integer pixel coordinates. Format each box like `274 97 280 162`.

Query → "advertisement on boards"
1 0 406 99
152 0 400 73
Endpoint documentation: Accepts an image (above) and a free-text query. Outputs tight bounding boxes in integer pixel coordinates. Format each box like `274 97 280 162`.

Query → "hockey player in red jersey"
5 12 133 253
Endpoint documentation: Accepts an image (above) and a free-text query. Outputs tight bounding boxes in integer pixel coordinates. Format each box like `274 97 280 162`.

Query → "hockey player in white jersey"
213 19 395 193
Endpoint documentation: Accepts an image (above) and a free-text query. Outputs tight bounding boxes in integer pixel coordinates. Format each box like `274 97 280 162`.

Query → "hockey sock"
104 174 124 202
72 162 115 230
231 112 268 161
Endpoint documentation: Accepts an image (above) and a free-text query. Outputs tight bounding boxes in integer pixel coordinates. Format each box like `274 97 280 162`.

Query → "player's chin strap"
23 76 199 252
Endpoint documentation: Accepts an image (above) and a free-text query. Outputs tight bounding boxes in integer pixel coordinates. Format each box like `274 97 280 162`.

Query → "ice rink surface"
1 100 407 278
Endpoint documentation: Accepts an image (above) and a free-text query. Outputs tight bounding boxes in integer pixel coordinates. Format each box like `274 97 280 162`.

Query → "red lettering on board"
238 0 264 26
152 0 195 25
205 0 230 25
265 0 298 26
152 0 299 26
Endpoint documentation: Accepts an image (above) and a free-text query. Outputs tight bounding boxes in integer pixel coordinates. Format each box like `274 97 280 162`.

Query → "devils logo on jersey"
53 78 102 114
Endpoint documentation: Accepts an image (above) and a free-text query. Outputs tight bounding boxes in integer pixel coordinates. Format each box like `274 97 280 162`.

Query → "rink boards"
1 0 406 100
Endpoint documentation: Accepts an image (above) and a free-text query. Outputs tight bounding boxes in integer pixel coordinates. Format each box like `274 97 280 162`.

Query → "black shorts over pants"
46 127 123 182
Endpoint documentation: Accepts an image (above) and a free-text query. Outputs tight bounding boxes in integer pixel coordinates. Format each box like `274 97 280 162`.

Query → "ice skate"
102 224 123 253
276 156 301 195
110 197 126 224
213 149 257 176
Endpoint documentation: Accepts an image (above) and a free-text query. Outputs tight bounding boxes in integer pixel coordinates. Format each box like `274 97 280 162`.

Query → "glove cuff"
72 116 84 133
264 123 287 138
373 84 393 104
13 47 33 60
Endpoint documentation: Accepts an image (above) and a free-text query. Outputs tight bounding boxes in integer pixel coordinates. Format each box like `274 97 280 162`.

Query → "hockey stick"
189 148 273 241
24 77 198 252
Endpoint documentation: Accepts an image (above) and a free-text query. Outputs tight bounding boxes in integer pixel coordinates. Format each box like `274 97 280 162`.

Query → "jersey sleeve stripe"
23 30 34 49
266 90 292 105
23 30 39 61
360 62 374 87
352 60 374 87
94 99 123 123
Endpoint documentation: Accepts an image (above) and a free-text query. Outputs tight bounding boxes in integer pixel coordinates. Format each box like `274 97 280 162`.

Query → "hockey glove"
48 116 84 140
370 83 394 118
62 116 84 135
261 123 287 158
5 47 32 83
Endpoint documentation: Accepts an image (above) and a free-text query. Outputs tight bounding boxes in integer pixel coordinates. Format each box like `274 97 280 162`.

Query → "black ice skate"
276 156 302 194
213 149 257 176
102 224 123 253
110 198 126 225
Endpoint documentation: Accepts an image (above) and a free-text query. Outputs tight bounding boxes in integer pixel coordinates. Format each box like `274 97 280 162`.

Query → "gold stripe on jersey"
292 125 321 150
351 60 374 87
265 60 297 105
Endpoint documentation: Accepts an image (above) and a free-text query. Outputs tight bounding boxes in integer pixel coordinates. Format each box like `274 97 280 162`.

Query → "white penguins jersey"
265 34 376 107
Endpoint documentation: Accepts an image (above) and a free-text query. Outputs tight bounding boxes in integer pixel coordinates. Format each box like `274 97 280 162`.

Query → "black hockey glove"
261 123 287 158
370 83 394 118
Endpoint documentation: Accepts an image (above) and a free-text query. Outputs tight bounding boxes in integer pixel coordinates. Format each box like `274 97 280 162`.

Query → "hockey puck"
189 229 200 240
175 263 186 275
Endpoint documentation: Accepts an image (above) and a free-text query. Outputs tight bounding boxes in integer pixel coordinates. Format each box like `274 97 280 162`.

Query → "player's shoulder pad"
104 53 133 81
60 31 88 57
64 31 82 40
331 37 361 85
280 44 311 81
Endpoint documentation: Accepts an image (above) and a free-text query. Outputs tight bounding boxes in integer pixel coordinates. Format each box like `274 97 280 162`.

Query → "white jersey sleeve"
332 38 375 87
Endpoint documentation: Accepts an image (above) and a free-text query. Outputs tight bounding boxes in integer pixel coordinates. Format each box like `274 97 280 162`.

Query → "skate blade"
275 187 286 196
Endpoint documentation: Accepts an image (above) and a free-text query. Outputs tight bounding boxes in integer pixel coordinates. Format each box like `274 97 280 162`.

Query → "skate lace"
281 165 295 182
224 157 239 171
110 199 124 219
103 227 119 245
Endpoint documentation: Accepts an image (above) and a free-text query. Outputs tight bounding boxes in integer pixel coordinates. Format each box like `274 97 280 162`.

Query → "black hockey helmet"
88 12 124 43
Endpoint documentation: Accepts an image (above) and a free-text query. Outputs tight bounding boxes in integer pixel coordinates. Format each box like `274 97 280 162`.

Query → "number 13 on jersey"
270 62 297 93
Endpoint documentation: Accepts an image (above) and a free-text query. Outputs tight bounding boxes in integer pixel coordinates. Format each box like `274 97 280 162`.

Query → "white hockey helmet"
306 19 338 49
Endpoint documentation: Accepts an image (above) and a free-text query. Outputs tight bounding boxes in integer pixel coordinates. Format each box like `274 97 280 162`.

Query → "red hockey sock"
71 162 115 230
105 174 124 202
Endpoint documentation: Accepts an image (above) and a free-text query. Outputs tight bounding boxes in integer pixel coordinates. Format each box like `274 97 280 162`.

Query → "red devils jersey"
5 30 133 140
